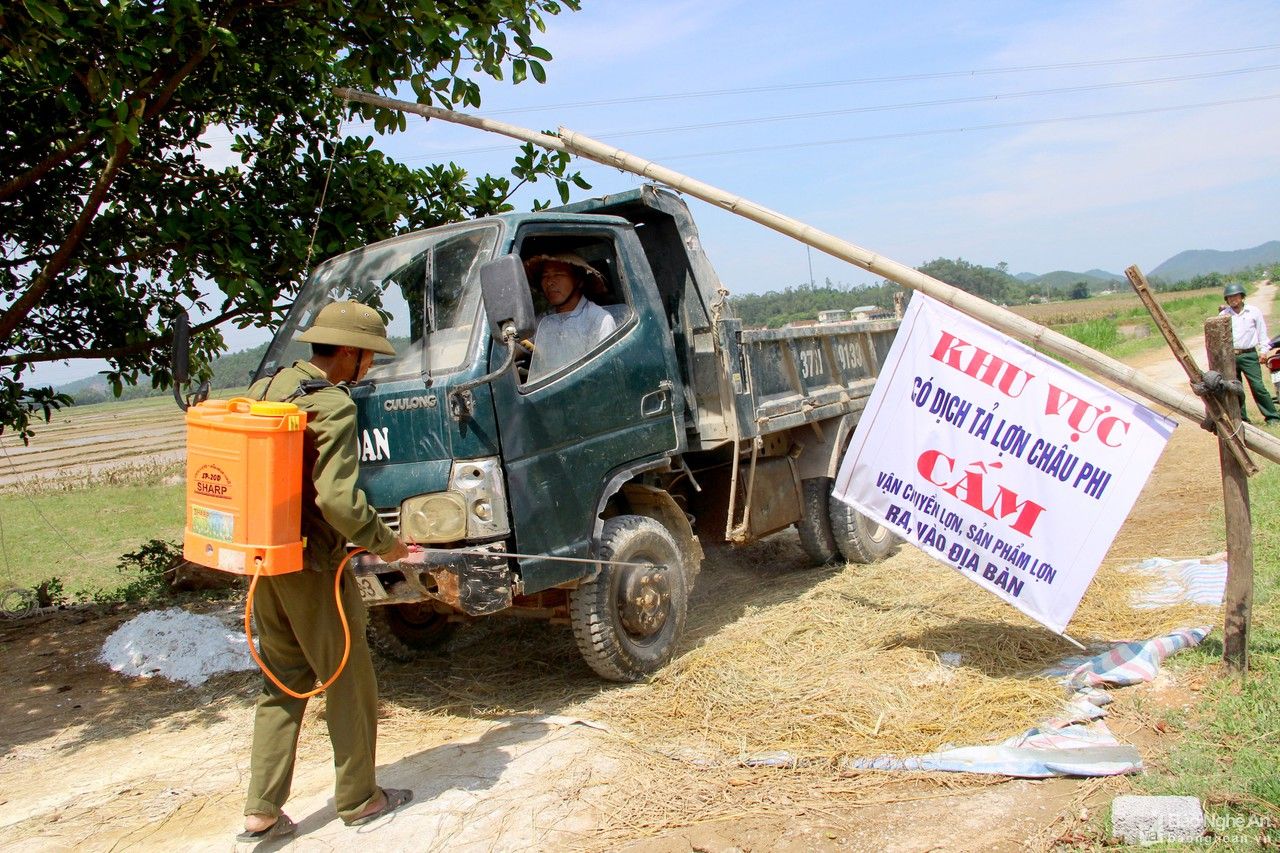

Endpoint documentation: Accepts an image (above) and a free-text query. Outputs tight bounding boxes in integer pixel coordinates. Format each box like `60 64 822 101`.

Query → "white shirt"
528 297 617 381
1220 303 1270 350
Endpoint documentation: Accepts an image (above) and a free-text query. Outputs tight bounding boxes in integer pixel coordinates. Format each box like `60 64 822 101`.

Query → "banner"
833 294 1176 634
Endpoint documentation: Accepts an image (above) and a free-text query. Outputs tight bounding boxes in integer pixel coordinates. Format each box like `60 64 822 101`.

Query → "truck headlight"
397 457 509 544
400 492 467 542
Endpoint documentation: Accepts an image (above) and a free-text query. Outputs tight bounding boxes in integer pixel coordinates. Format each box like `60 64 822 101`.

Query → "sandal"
345 788 413 827
236 813 296 842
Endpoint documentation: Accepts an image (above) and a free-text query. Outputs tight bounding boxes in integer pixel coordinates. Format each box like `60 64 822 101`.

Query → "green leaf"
210 26 238 46
530 60 546 84
22 0 66 26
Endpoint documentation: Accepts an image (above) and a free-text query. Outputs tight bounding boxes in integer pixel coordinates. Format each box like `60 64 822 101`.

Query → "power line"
479 43 1280 115
405 63 1280 161
649 92 1280 163
584 63 1280 141
199 43 1280 145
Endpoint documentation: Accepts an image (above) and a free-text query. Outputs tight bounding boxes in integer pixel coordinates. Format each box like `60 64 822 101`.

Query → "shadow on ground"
378 531 837 716
0 604 259 756
0 530 836 756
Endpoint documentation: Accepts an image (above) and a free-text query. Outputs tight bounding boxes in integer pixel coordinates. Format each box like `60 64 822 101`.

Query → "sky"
34 0 1280 385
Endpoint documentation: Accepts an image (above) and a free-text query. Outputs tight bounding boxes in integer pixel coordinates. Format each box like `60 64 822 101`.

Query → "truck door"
490 226 682 592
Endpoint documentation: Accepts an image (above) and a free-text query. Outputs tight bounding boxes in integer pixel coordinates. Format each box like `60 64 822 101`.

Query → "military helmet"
296 301 395 355
1223 282 1246 299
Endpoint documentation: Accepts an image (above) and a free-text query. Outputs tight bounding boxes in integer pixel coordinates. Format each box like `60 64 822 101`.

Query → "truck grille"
377 507 400 535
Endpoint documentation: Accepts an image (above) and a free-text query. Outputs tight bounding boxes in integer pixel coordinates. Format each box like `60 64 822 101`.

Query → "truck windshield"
257 223 500 382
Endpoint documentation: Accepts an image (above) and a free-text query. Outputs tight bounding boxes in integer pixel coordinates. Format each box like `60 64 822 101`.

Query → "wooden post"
1206 316 1253 672
1125 266 1257 475
893 291 907 319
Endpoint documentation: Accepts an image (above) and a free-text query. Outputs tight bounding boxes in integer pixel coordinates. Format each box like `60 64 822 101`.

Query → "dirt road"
0 287 1266 852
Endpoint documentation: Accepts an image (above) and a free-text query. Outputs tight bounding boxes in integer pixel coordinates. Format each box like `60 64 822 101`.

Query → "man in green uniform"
1219 282 1280 426
239 301 412 841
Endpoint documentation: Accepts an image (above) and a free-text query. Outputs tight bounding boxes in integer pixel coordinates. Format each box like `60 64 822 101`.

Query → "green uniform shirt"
249 361 398 571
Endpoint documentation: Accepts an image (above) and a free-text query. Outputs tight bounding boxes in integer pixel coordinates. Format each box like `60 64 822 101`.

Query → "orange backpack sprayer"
183 397 355 698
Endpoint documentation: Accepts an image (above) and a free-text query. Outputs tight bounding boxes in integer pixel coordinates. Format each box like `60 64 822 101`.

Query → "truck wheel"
366 602 457 662
829 495 900 564
569 515 689 682
795 477 840 565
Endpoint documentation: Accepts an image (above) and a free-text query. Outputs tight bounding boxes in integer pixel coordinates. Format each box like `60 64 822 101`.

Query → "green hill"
1027 270 1119 292
1149 241 1280 282
58 343 269 405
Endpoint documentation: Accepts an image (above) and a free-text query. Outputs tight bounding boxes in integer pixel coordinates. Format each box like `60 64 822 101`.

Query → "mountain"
1025 270 1120 292
1149 241 1280 283
56 373 109 397
1083 268 1124 282
1014 272 1038 282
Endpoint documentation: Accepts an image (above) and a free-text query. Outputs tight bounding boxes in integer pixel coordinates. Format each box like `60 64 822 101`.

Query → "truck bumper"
351 547 514 616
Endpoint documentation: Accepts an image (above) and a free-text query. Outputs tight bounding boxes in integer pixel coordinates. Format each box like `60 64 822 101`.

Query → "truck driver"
524 252 617 381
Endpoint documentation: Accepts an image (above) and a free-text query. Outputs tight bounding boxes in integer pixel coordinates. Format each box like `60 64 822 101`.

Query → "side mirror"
170 311 208 410
172 311 191 385
479 255 536 343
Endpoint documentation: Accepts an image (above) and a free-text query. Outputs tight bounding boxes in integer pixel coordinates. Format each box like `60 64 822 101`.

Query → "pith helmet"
523 252 605 287
1223 282 1246 299
296 301 396 355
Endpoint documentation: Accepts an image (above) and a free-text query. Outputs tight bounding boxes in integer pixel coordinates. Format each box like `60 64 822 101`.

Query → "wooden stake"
1124 266 1257 476
1206 316 1253 673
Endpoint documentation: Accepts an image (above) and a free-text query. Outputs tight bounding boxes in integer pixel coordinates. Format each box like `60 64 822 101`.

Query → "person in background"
239 301 412 841
524 252 617 380
1220 282 1280 426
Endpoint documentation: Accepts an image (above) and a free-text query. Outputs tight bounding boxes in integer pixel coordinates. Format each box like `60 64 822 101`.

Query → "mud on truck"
252 186 901 681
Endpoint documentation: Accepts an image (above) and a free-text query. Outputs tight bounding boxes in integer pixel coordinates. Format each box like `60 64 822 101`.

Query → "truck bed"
719 317 900 437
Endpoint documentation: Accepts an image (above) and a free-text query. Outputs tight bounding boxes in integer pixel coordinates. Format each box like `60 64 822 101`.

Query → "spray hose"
243 549 361 700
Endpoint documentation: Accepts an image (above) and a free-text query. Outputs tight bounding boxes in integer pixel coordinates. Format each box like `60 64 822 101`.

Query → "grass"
0 478 185 595
1006 285 1230 370
1051 289 1230 359
1123 460 1280 846
1059 318 1122 353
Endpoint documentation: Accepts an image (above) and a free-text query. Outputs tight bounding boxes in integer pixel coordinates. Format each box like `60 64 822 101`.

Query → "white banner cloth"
833 295 1176 634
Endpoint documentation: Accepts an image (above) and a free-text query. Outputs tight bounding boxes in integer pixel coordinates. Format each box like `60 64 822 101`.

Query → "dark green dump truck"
254 185 901 681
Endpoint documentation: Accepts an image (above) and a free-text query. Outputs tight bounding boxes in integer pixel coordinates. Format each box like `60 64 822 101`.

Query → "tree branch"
0 304 252 367
0 133 136 344
0 131 98 202
0 3 247 342
2 3 241 203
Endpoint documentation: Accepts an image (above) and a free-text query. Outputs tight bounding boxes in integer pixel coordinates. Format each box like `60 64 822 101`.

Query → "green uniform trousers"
244 568 382 823
1235 349 1280 424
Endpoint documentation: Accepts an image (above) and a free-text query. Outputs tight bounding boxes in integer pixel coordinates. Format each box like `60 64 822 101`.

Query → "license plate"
355 573 388 602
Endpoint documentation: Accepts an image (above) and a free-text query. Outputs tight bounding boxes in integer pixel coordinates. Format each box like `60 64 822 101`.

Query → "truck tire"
366 603 457 662
795 477 840 565
569 515 689 682
829 495 901 564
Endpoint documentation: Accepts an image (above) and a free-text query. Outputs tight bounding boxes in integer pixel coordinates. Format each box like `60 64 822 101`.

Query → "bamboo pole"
555 126 1280 464
335 88 569 152
335 88 1280 465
